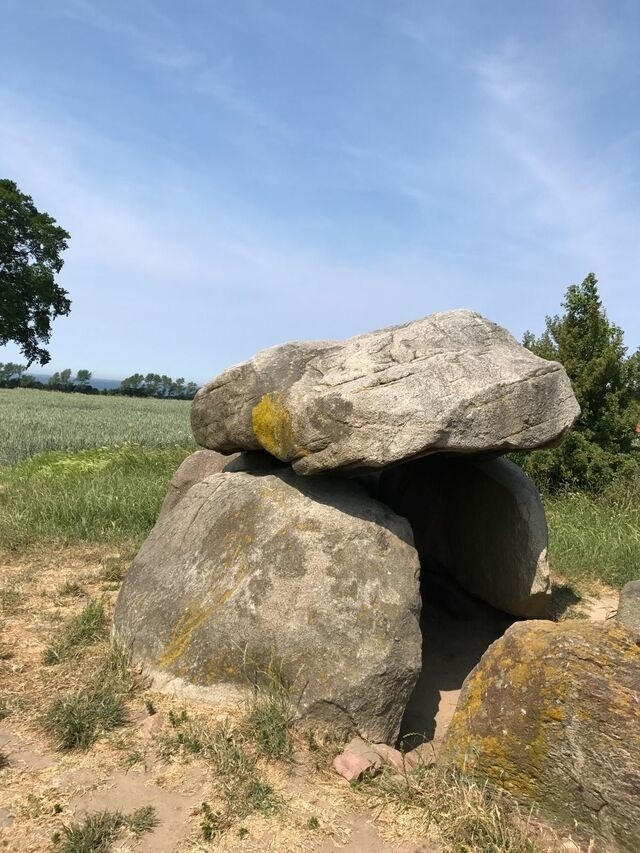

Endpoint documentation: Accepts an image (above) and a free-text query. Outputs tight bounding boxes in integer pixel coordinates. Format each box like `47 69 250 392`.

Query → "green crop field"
0 389 196 549
0 388 195 466
0 387 638 593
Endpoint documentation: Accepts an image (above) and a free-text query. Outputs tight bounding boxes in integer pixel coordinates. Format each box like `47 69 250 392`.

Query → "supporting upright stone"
157 449 284 522
157 449 233 521
114 469 422 744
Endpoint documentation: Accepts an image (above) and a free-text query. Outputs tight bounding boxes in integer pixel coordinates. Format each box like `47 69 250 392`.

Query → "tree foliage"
75 369 92 387
0 362 26 384
521 273 640 491
0 179 70 365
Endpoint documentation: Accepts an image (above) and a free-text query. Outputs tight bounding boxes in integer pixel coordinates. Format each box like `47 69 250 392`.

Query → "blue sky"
1 0 639 381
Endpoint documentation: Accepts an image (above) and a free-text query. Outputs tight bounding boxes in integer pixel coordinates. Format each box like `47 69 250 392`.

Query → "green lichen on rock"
440 620 640 852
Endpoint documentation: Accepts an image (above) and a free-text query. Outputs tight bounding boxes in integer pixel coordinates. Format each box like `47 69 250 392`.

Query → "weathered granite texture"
115 469 422 743
192 310 579 474
439 620 640 852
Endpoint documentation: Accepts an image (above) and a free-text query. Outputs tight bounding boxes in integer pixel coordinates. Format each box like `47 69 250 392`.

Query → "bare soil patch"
0 545 606 851
0 545 439 852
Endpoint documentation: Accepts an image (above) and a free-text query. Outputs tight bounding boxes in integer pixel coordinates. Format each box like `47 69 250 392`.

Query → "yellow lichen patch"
157 587 235 671
440 618 640 825
199 653 241 684
251 393 308 460
157 605 211 670
156 547 255 674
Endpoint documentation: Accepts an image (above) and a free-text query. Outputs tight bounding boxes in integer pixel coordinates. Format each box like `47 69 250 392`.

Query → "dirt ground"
0 545 614 852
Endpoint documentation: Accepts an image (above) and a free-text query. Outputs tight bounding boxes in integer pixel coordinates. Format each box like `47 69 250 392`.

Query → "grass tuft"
54 805 158 852
42 641 137 751
0 586 23 614
239 777 281 817
97 640 140 695
199 802 227 841
242 672 295 761
57 581 86 599
43 598 107 665
42 687 127 751
125 805 159 837
55 810 122 853
99 556 129 585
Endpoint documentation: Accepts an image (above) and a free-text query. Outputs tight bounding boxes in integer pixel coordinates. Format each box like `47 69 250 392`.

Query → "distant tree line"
0 363 200 399
117 373 200 399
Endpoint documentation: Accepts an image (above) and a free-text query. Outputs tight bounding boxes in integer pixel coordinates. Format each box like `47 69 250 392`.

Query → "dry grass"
352 764 538 851
0 543 593 853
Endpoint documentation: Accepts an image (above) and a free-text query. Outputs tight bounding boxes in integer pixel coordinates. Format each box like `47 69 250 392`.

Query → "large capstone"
379 456 551 618
191 310 579 475
439 620 640 852
114 469 422 743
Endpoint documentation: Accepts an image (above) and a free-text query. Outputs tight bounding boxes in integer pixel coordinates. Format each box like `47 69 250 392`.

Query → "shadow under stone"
399 569 515 749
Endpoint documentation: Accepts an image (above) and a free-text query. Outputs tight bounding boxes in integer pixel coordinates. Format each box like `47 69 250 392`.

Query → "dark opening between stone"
376 453 551 746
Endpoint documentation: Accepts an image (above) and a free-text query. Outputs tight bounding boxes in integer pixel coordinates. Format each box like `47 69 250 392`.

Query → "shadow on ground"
399 572 515 749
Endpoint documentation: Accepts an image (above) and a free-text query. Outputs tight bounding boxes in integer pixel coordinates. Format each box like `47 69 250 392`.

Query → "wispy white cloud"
0 94 469 321
468 37 640 333
50 0 289 138
53 0 205 70
0 101 199 280
193 69 294 139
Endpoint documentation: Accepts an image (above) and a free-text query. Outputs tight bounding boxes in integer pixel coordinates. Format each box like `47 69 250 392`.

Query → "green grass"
43 598 107 665
43 688 127 751
0 445 191 548
54 806 158 852
0 388 194 467
544 479 640 589
42 642 138 751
